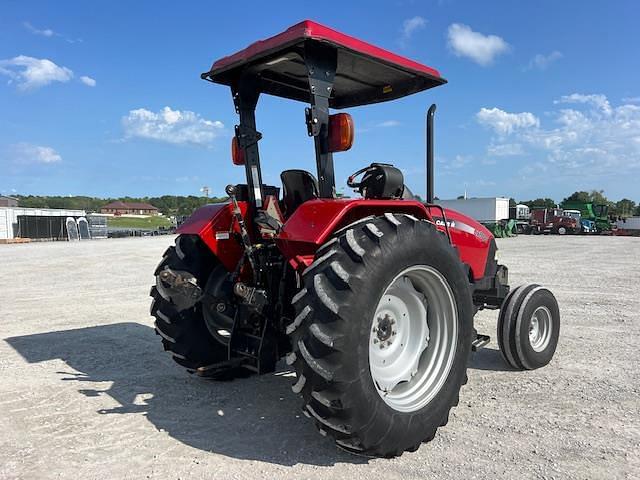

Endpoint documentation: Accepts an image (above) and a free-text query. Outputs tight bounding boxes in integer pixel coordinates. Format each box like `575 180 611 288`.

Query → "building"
0 206 86 240
0 196 19 208
100 201 159 215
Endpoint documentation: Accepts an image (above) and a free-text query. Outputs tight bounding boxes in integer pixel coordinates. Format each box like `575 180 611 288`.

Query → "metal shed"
0 207 86 240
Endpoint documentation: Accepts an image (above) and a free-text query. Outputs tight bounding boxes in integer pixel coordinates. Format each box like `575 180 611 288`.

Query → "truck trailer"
436 197 510 223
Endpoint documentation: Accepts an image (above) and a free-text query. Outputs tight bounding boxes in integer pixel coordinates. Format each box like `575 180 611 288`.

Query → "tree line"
14 195 227 217
11 189 640 218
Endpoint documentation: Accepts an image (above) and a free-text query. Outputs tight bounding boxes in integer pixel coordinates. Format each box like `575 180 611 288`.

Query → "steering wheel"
347 165 377 190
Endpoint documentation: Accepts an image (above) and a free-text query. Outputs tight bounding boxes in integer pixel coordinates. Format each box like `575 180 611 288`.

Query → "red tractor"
150 20 560 457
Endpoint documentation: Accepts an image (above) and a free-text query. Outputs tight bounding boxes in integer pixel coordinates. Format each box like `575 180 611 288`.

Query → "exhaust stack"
426 104 436 204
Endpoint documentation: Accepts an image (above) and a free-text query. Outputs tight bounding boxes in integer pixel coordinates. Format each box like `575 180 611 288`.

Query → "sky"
1 0 639 202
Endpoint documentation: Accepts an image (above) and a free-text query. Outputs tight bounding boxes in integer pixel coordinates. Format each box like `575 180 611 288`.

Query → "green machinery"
561 201 612 232
485 219 518 238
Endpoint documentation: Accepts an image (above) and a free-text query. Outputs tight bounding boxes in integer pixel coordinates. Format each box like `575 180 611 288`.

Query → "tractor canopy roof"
202 20 446 109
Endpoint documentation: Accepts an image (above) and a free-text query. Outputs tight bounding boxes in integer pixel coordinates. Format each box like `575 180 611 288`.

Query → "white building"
0 207 86 240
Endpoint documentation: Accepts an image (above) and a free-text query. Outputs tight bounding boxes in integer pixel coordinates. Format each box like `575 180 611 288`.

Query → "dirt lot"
1 235 638 479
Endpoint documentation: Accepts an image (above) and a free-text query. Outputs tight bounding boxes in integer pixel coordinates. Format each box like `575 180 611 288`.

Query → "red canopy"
203 20 446 108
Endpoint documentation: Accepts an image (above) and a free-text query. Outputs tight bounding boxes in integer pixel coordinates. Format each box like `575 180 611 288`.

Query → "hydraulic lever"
225 184 259 284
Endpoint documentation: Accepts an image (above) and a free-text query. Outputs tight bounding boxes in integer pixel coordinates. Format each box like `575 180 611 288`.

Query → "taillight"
231 137 245 166
328 113 354 152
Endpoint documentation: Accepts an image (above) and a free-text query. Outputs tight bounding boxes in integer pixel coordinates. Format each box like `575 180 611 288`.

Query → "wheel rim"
529 305 552 352
368 265 458 413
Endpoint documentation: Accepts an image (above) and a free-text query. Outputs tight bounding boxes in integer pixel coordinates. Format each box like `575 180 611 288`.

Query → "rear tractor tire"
497 284 560 370
150 235 242 378
287 214 474 457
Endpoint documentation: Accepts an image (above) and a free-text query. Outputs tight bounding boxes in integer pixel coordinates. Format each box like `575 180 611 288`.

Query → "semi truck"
530 208 580 235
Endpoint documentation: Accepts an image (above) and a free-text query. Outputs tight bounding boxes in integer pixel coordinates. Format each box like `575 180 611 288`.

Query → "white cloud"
480 94 640 175
447 23 510 66
440 154 472 172
9 143 62 164
554 93 612 115
487 143 524 156
476 107 539 135
80 75 96 87
23 21 81 43
0 56 73 90
377 120 401 128
527 51 563 70
622 96 640 104
400 16 427 44
122 106 225 146
23 22 55 37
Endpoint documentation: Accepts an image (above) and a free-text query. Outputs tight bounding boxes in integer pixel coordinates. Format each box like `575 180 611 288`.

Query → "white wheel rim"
369 265 458 413
529 305 552 352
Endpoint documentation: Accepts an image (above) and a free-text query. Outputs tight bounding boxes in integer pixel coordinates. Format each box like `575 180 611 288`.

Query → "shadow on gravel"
469 347 514 372
6 322 366 466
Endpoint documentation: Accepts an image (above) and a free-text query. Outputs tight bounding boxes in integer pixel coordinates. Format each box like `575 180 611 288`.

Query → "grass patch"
107 216 173 229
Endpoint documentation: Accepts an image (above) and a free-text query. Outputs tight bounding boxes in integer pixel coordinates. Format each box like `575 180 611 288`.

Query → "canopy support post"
304 42 337 198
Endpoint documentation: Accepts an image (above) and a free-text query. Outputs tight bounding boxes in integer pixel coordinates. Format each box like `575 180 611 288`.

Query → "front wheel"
497 284 560 370
288 214 474 457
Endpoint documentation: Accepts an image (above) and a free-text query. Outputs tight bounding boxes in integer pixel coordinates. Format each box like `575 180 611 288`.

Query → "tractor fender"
176 202 247 271
276 198 431 270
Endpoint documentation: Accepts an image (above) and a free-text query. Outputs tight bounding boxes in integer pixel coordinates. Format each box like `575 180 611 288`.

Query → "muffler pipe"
426 104 436 204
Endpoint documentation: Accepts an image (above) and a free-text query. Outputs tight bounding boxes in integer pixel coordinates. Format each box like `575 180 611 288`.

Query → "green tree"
616 199 636 218
562 191 591 204
521 198 556 209
590 189 610 206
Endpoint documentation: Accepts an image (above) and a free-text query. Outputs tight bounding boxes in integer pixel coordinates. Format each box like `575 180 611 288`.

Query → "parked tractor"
150 21 560 457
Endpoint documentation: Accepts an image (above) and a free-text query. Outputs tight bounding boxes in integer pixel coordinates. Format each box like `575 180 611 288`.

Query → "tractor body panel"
176 202 246 271
178 197 494 283
437 208 493 280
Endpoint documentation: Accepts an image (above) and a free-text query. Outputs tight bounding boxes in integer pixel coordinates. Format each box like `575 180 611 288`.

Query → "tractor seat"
280 169 319 217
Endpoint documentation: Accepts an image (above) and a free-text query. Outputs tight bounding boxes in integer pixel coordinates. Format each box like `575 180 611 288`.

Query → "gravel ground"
1 235 638 479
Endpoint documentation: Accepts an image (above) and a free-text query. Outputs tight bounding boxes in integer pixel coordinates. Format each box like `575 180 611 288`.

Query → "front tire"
497 284 560 370
288 214 474 457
